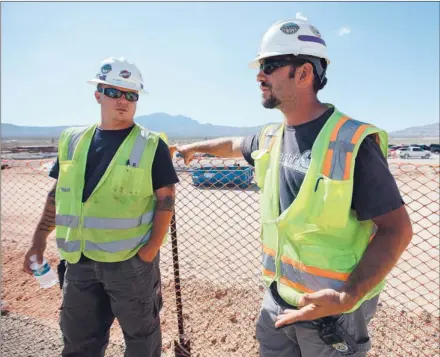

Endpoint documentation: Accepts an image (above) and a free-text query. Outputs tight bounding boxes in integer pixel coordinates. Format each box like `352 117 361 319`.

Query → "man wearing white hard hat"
23 57 178 357
173 16 412 356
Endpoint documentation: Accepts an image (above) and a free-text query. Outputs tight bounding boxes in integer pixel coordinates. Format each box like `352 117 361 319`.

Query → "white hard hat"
87 57 146 93
249 17 329 68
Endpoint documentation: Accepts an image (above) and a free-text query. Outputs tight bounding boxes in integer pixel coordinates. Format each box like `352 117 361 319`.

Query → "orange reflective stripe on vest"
280 255 348 293
279 277 314 294
262 245 276 277
263 245 349 293
323 116 373 180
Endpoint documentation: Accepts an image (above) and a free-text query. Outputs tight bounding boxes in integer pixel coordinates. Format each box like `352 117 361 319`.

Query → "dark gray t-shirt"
241 108 404 221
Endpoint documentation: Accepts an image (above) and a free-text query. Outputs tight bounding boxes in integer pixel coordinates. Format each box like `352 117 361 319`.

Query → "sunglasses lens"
261 63 276 75
265 64 275 75
105 88 122 98
101 87 138 101
125 92 139 102
260 58 296 75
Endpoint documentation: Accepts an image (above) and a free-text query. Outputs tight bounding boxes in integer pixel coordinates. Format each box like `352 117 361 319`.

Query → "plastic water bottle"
29 255 59 289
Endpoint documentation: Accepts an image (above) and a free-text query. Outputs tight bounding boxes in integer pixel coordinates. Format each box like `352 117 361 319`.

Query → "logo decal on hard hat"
96 74 107 81
119 70 131 79
280 22 300 35
309 25 321 38
101 64 112 74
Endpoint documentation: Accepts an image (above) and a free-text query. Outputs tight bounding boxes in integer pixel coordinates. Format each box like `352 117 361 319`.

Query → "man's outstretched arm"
170 137 245 165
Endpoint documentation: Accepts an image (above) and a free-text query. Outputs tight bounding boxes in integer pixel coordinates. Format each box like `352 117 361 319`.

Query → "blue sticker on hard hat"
101 64 112 74
298 35 326 47
280 22 300 35
97 74 107 80
119 70 131 79
140 83 144 89
309 25 321 38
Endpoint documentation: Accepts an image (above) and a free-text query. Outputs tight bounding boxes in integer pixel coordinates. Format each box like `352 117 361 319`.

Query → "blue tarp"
191 166 253 188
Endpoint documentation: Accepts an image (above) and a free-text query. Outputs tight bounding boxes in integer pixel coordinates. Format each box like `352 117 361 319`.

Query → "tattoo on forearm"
157 196 175 212
37 188 56 232
156 185 175 212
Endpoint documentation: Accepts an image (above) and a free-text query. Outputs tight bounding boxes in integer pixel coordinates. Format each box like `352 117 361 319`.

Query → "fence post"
171 211 191 357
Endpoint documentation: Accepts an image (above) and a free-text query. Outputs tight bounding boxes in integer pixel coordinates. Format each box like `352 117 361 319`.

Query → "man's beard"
262 92 281 109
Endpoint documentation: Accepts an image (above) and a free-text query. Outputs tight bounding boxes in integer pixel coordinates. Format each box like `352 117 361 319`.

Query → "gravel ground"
0 312 126 357
1 289 439 357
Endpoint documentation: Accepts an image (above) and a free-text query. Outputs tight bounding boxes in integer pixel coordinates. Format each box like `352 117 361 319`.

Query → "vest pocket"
251 149 270 189
308 175 353 228
112 165 148 197
129 167 146 196
58 160 77 194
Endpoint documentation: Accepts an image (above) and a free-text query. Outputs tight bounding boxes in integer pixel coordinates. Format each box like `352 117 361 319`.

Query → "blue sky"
2 2 439 132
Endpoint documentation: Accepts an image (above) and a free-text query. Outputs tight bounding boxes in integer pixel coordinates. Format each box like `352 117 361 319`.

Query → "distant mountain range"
1 113 438 139
1 113 264 139
388 122 439 138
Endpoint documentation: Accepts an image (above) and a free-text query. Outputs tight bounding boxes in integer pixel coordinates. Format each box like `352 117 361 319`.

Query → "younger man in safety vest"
23 57 179 357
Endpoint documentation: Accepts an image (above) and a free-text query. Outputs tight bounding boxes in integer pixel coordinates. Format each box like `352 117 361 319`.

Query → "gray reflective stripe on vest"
56 230 152 253
261 124 282 151
327 119 369 180
56 214 79 228
262 252 276 273
129 128 149 167
56 211 154 230
67 127 88 160
85 230 152 253
83 211 154 229
56 238 81 252
280 262 345 292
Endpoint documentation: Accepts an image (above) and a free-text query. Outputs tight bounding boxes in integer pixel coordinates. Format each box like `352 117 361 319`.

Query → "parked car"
410 144 431 151
399 147 431 159
388 145 405 157
430 144 440 154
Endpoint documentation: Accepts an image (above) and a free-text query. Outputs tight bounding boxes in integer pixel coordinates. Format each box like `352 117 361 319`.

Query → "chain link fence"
1 157 439 357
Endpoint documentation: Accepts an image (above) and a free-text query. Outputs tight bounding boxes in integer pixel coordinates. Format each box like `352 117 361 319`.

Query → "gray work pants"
256 287 379 357
59 253 162 357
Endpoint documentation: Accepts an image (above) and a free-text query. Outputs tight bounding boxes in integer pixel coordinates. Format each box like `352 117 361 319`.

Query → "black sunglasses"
260 58 307 75
98 87 139 102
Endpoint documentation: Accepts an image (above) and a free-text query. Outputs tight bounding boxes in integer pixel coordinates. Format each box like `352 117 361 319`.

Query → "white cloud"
338 27 351 36
296 12 308 21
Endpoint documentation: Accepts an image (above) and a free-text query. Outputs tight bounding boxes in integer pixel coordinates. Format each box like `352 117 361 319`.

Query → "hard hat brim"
87 79 148 94
248 51 293 69
249 52 331 69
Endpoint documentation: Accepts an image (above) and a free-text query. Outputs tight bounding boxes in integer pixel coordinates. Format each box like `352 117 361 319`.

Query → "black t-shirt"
241 108 404 221
49 125 179 201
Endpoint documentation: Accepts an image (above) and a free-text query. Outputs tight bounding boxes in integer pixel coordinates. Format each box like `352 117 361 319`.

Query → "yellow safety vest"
55 124 166 263
251 105 389 313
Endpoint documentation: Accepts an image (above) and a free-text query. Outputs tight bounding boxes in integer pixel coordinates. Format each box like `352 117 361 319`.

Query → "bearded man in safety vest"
23 57 179 357
172 18 413 357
